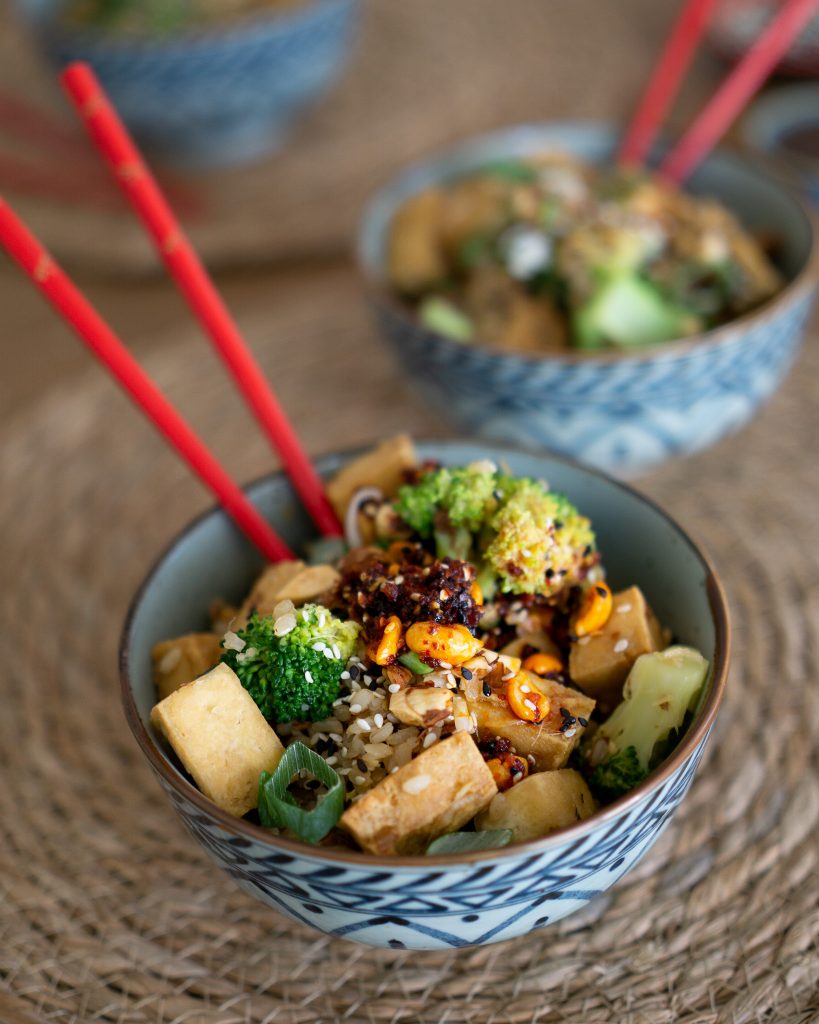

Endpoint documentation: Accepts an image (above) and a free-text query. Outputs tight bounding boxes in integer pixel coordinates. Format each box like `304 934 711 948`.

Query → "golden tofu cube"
150 663 284 818
387 189 447 295
476 769 595 841
569 586 669 711
462 671 595 770
235 560 340 628
339 732 496 855
152 632 223 701
325 434 418 523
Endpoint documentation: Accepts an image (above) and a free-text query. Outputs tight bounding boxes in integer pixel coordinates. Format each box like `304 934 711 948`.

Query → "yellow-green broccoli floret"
221 604 360 724
394 462 503 538
485 480 595 596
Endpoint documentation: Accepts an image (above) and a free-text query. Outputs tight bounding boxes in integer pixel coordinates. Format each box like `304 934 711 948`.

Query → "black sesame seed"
462 668 473 680
349 666 360 680
356 759 367 772
482 681 492 698
595 585 608 598
554 520 564 530
545 568 555 578
577 717 589 727
369 680 379 691
559 707 572 719
583 545 592 557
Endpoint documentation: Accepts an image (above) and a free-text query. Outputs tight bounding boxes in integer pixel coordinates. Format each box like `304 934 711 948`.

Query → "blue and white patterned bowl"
18 0 359 168
120 441 730 949
358 123 819 476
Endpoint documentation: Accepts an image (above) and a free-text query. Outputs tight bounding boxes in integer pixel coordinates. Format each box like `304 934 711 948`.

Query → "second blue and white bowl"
358 123 819 476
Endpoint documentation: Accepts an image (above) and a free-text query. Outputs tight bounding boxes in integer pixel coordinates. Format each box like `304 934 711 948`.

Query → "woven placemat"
2 0 725 275
1 281 817 1022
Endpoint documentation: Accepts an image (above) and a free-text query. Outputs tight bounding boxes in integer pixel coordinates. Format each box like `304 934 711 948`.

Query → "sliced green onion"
258 742 344 844
427 829 513 854
398 651 433 675
480 160 538 184
418 297 474 343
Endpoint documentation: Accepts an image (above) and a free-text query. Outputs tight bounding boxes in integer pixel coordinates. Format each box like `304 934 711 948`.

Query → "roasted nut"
574 581 613 637
406 622 482 666
485 752 529 792
384 663 413 689
506 672 550 723
389 686 453 727
522 652 563 675
374 615 403 665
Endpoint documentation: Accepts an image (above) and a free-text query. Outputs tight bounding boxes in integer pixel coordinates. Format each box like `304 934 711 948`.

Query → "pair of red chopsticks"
0 62 342 563
619 0 818 181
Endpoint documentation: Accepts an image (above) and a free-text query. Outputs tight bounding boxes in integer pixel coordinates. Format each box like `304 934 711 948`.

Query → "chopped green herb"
427 829 513 854
258 742 344 844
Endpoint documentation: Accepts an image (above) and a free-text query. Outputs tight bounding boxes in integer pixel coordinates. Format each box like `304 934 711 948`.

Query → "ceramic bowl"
120 440 730 950
358 123 819 476
742 84 819 208
18 0 359 169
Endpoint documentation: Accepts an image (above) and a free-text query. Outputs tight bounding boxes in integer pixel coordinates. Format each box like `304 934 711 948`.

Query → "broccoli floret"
394 462 502 540
221 604 360 724
573 274 700 349
588 746 646 802
393 468 595 598
593 645 709 774
485 479 596 596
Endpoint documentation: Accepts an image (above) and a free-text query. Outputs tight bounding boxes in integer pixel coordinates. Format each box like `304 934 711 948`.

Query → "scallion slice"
398 651 434 675
426 829 513 854
258 742 344 844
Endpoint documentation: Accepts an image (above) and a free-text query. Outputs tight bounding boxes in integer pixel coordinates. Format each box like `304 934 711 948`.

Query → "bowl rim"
119 439 731 867
33 0 355 51
357 119 819 366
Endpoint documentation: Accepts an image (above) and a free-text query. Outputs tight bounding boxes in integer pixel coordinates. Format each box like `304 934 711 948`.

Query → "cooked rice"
278 654 471 801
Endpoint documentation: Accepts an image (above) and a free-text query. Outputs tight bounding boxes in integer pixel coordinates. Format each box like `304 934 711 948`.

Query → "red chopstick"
60 62 342 539
618 0 719 168
659 0 819 182
0 197 294 564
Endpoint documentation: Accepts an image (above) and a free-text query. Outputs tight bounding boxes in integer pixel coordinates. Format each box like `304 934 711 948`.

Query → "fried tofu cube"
339 732 496 855
152 633 223 700
387 189 448 295
462 670 595 770
569 586 669 711
150 663 284 818
234 560 340 629
325 434 418 523
476 769 595 841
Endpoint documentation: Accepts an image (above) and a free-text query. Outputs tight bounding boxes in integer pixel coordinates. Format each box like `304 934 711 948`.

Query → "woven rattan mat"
1 273 818 1022
2 0 725 275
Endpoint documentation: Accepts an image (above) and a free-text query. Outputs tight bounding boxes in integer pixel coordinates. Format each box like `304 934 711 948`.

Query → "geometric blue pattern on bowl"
120 442 730 949
156 734 707 949
359 123 819 475
19 0 359 168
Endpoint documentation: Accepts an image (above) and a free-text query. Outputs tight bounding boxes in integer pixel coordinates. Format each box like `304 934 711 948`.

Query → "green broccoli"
221 604 360 725
485 479 596 596
392 467 596 599
573 274 701 349
588 746 646 802
394 462 502 542
588 646 709 796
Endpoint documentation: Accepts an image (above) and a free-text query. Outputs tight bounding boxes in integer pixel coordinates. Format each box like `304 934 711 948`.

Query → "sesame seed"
595 585 608 598
403 774 431 794
350 704 362 714
614 639 629 653
388 683 401 693
349 666 360 680
564 727 576 738
312 641 326 652
363 674 373 685
323 647 335 659
482 682 492 697
423 732 438 749
333 644 341 659
577 717 589 727
524 699 537 712
358 720 371 732
618 603 632 613
520 684 531 694
462 668 473 680
304 670 313 683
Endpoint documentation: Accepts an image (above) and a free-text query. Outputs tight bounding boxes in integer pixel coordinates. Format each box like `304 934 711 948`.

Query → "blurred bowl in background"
358 122 819 477
742 83 819 207
708 0 819 78
17 0 360 169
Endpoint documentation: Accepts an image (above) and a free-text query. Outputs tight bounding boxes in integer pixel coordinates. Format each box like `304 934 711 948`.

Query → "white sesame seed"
349 704 362 714
312 642 325 651
302 609 309 622
521 548 532 557
402 774 431 794
323 647 335 659
422 732 438 748
564 727 577 738
438 661 452 670
617 603 633 613
373 713 384 728
340 671 351 680
363 674 373 685
614 639 629 653
394 575 404 585
387 683 401 694
502 671 516 681
358 719 371 732
304 670 313 683
520 684 531 693
524 699 537 712
333 644 341 659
